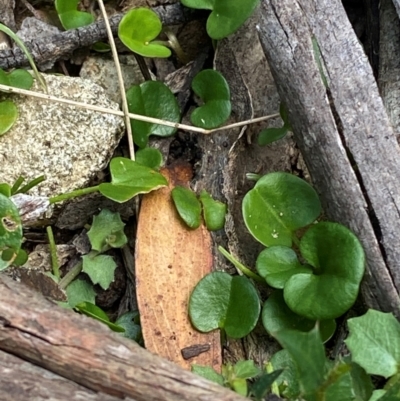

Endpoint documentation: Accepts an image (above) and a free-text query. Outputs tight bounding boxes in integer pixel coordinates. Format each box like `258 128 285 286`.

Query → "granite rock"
0 74 124 197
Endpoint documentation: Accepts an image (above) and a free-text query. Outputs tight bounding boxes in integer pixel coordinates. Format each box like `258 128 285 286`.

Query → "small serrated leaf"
87 209 126 252
82 253 117 290
66 278 96 308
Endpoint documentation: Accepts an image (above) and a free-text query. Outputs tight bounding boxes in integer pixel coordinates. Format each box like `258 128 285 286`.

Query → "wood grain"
0 274 245 401
135 163 221 371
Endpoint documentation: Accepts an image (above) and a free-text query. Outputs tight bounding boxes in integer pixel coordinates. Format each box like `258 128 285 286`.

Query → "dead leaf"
135 163 221 371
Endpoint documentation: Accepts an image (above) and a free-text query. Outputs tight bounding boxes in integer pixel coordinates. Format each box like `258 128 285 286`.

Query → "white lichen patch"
0 74 124 197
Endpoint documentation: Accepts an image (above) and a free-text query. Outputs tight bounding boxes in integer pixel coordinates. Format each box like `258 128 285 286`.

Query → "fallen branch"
0 274 247 401
0 3 192 70
258 0 400 316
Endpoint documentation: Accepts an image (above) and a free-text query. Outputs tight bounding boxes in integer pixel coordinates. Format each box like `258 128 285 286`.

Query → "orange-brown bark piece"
135 163 221 371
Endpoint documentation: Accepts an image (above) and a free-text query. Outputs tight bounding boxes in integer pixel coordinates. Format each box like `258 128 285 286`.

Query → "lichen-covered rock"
0 74 124 197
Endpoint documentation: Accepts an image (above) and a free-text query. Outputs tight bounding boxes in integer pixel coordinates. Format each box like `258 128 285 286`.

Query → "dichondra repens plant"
189 172 365 342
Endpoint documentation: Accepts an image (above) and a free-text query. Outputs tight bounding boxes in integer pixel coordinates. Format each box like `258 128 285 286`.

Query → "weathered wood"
0 351 134 401
258 0 400 315
392 0 400 20
0 4 192 70
379 0 400 138
0 275 246 401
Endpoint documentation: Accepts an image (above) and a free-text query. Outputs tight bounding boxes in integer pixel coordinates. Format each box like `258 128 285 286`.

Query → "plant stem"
59 260 83 290
163 27 189 64
292 234 300 248
46 225 60 279
49 185 100 204
16 175 46 194
11 176 24 194
218 246 264 283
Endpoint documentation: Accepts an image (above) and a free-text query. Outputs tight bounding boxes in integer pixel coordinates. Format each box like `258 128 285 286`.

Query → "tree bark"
0 275 246 401
258 0 400 316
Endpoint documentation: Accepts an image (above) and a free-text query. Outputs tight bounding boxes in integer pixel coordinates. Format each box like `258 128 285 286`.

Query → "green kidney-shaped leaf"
284 222 365 320
256 246 312 289
181 0 259 40
199 189 227 231
55 0 78 14
135 147 163 169
345 310 400 378
99 157 167 202
126 81 180 148
258 127 289 146
262 291 336 343
190 69 231 129
82 252 117 290
224 276 261 338
189 272 260 338
0 100 18 136
87 209 127 252
242 172 321 247
0 69 33 90
171 186 201 229
55 0 94 30
189 271 231 332
118 8 171 58
58 11 94 30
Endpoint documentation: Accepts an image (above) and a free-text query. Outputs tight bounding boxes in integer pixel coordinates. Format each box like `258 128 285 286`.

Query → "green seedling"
193 360 281 399
82 251 117 290
0 193 23 271
55 0 94 30
88 209 127 252
59 210 138 337
242 172 321 247
266 315 400 401
190 69 231 129
61 209 127 293
258 103 292 146
181 0 260 40
115 311 143 343
199 190 226 230
126 81 180 148
270 350 301 399
135 147 163 170
189 271 260 339
51 157 168 204
66 277 96 307
346 310 400 378
118 8 171 58
262 291 336 343
172 186 202 229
